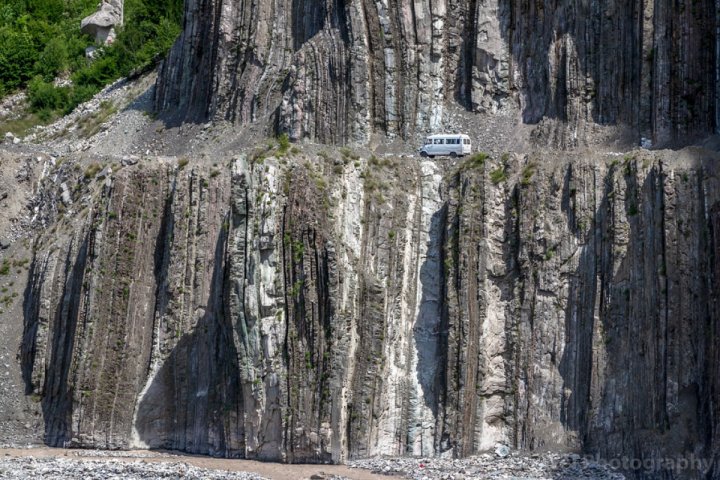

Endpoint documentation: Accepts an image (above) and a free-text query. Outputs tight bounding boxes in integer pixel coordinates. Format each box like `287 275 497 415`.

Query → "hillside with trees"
0 0 181 121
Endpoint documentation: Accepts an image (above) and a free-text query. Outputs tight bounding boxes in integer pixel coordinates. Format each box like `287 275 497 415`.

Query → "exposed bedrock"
155 0 719 146
17 151 720 477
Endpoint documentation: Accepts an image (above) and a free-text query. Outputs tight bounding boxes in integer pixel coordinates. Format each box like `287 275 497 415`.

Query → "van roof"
425 134 470 138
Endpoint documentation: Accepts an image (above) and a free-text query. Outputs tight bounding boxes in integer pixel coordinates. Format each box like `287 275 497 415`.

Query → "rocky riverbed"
0 448 363 480
0 456 268 480
348 452 627 480
0 448 630 480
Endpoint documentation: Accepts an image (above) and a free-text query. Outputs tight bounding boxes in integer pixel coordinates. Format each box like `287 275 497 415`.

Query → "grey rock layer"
16 151 720 478
155 0 719 146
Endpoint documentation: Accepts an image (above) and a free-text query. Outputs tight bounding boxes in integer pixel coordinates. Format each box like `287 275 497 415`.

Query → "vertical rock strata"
156 0 718 146
19 153 720 475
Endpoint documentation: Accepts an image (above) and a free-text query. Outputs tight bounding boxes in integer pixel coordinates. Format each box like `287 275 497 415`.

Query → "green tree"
35 37 69 80
27 75 68 111
0 29 39 91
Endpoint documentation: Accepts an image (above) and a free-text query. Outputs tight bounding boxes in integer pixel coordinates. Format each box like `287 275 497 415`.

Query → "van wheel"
420 151 428 158
450 152 457 158
429 155 435 159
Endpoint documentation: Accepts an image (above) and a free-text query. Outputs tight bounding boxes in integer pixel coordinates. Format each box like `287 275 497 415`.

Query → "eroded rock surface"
155 0 718 147
81 0 123 45
9 149 719 478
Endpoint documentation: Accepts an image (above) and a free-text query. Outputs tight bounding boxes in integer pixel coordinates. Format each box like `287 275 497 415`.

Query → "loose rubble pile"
0 449 632 480
0 457 268 480
0 93 26 124
348 452 627 480
18 74 156 154
3 132 21 145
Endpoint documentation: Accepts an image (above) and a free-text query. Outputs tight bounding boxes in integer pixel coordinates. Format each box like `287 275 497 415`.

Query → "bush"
67 84 96 112
520 164 536 186
462 152 488 170
0 29 39 91
84 162 102 179
72 55 121 90
27 76 69 111
490 167 507 184
277 133 290 155
35 37 68 81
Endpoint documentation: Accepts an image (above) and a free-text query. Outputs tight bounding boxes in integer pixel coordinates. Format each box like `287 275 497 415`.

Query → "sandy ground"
0 448 403 480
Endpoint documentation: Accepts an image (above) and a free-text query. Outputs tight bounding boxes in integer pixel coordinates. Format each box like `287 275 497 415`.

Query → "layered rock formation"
16 150 720 478
155 0 719 146
4 1 720 478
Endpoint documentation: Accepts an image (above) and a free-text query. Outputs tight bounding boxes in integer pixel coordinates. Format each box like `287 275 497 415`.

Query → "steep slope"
12 148 719 477
155 0 718 147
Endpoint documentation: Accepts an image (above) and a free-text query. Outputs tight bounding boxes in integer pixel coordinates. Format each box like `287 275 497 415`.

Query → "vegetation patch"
369 155 394 169
0 112 50 138
289 279 304 299
490 166 507 184
276 133 291 157
623 155 635 176
461 152 488 170
521 163 536 186
340 147 360 161
84 162 102 179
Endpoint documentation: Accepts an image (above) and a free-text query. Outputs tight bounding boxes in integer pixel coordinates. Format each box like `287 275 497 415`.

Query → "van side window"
434 139 444 144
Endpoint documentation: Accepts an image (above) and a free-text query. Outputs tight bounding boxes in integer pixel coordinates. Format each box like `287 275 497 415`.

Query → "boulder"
60 183 72 206
81 0 123 45
121 155 139 166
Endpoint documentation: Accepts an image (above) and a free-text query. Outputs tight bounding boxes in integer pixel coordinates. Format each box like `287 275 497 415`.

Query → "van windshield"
424 138 432 145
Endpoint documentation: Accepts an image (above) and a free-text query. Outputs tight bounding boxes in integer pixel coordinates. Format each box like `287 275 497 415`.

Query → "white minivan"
419 134 472 158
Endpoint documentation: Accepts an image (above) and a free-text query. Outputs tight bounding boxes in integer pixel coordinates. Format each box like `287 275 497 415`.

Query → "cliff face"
155 0 718 146
3 0 720 475
16 150 720 475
